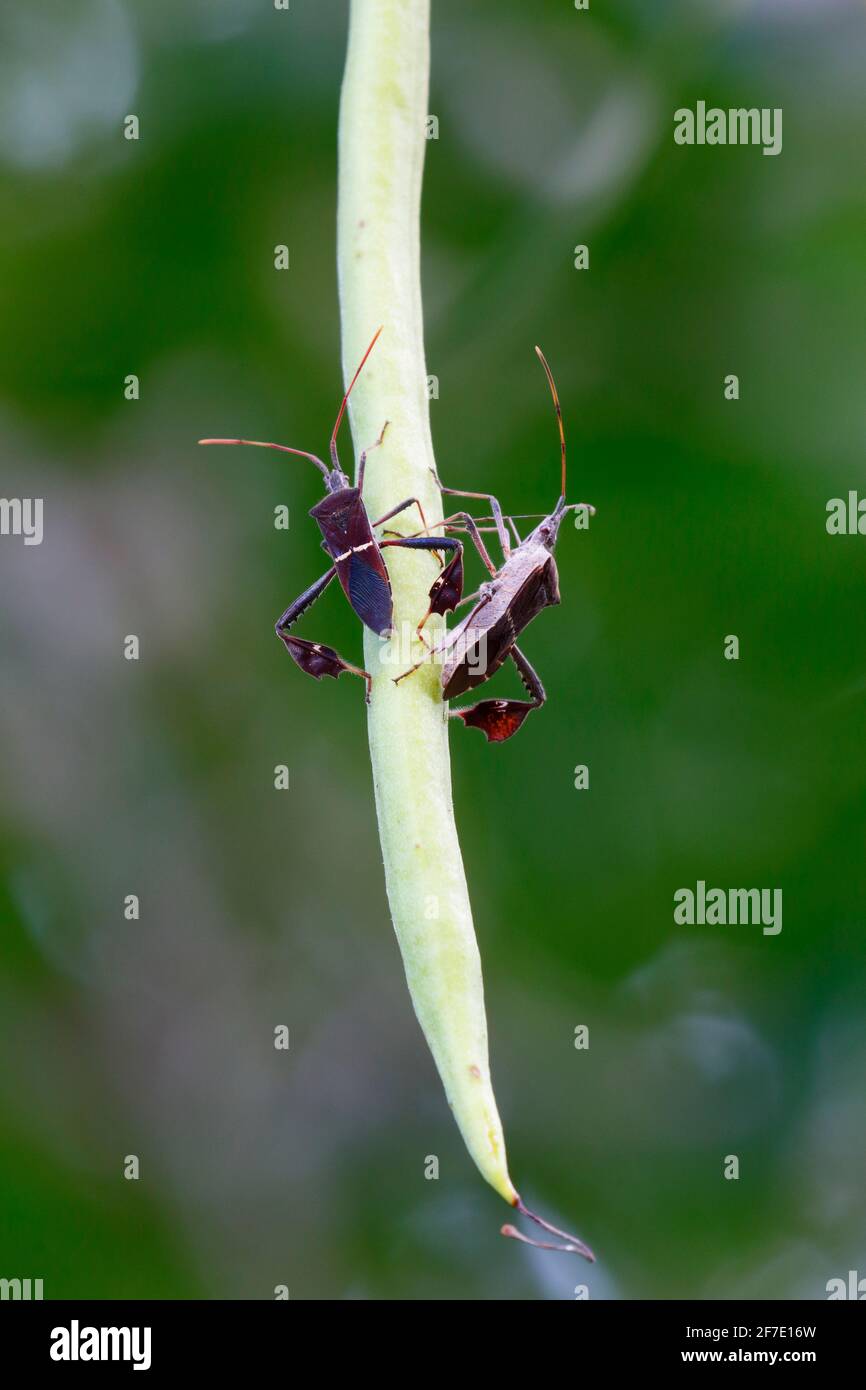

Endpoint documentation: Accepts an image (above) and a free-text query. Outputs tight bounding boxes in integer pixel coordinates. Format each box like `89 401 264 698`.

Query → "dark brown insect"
200 328 463 700
395 347 593 741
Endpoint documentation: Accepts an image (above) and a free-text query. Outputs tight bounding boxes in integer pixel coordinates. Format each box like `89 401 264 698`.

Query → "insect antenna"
470 512 547 524
387 513 547 542
198 438 330 478
330 325 384 471
534 345 567 503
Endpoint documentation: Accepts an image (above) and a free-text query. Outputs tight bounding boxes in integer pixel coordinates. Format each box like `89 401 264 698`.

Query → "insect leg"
275 566 373 702
372 496 434 535
378 512 500 572
438 511 499 576
356 420 389 493
275 565 337 631
372 495 444 565
431 468 511 560
382 536 465 641
393 591 492 686
449 643 546 743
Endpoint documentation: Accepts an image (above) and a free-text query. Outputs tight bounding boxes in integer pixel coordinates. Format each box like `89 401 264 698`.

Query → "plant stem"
336 0 518 1206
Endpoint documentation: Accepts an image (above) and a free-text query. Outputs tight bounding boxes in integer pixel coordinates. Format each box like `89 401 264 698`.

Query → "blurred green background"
1 0 865 1300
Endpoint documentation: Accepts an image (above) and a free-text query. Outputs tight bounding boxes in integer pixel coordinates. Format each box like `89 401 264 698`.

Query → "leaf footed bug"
200 328 464 701
394 347 594 742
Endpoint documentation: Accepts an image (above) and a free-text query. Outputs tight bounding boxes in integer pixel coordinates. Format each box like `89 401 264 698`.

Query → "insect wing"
507 556 560 637
346 550 393 636
310 488 393 636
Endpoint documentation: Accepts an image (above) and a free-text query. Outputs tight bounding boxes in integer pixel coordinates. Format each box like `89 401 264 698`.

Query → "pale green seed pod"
337 0 517 1206
336 0 517 1207
335 0 592 1263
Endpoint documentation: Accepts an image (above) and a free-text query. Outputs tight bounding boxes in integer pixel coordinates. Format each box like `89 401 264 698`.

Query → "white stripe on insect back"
333 541 375 563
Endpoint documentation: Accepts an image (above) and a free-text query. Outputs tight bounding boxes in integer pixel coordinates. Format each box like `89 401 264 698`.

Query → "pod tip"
501 1197 595 1261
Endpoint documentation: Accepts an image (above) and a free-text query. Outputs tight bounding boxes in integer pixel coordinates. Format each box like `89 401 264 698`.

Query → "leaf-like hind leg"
275 566 372 702
381 535 464 640
450 644 546 743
